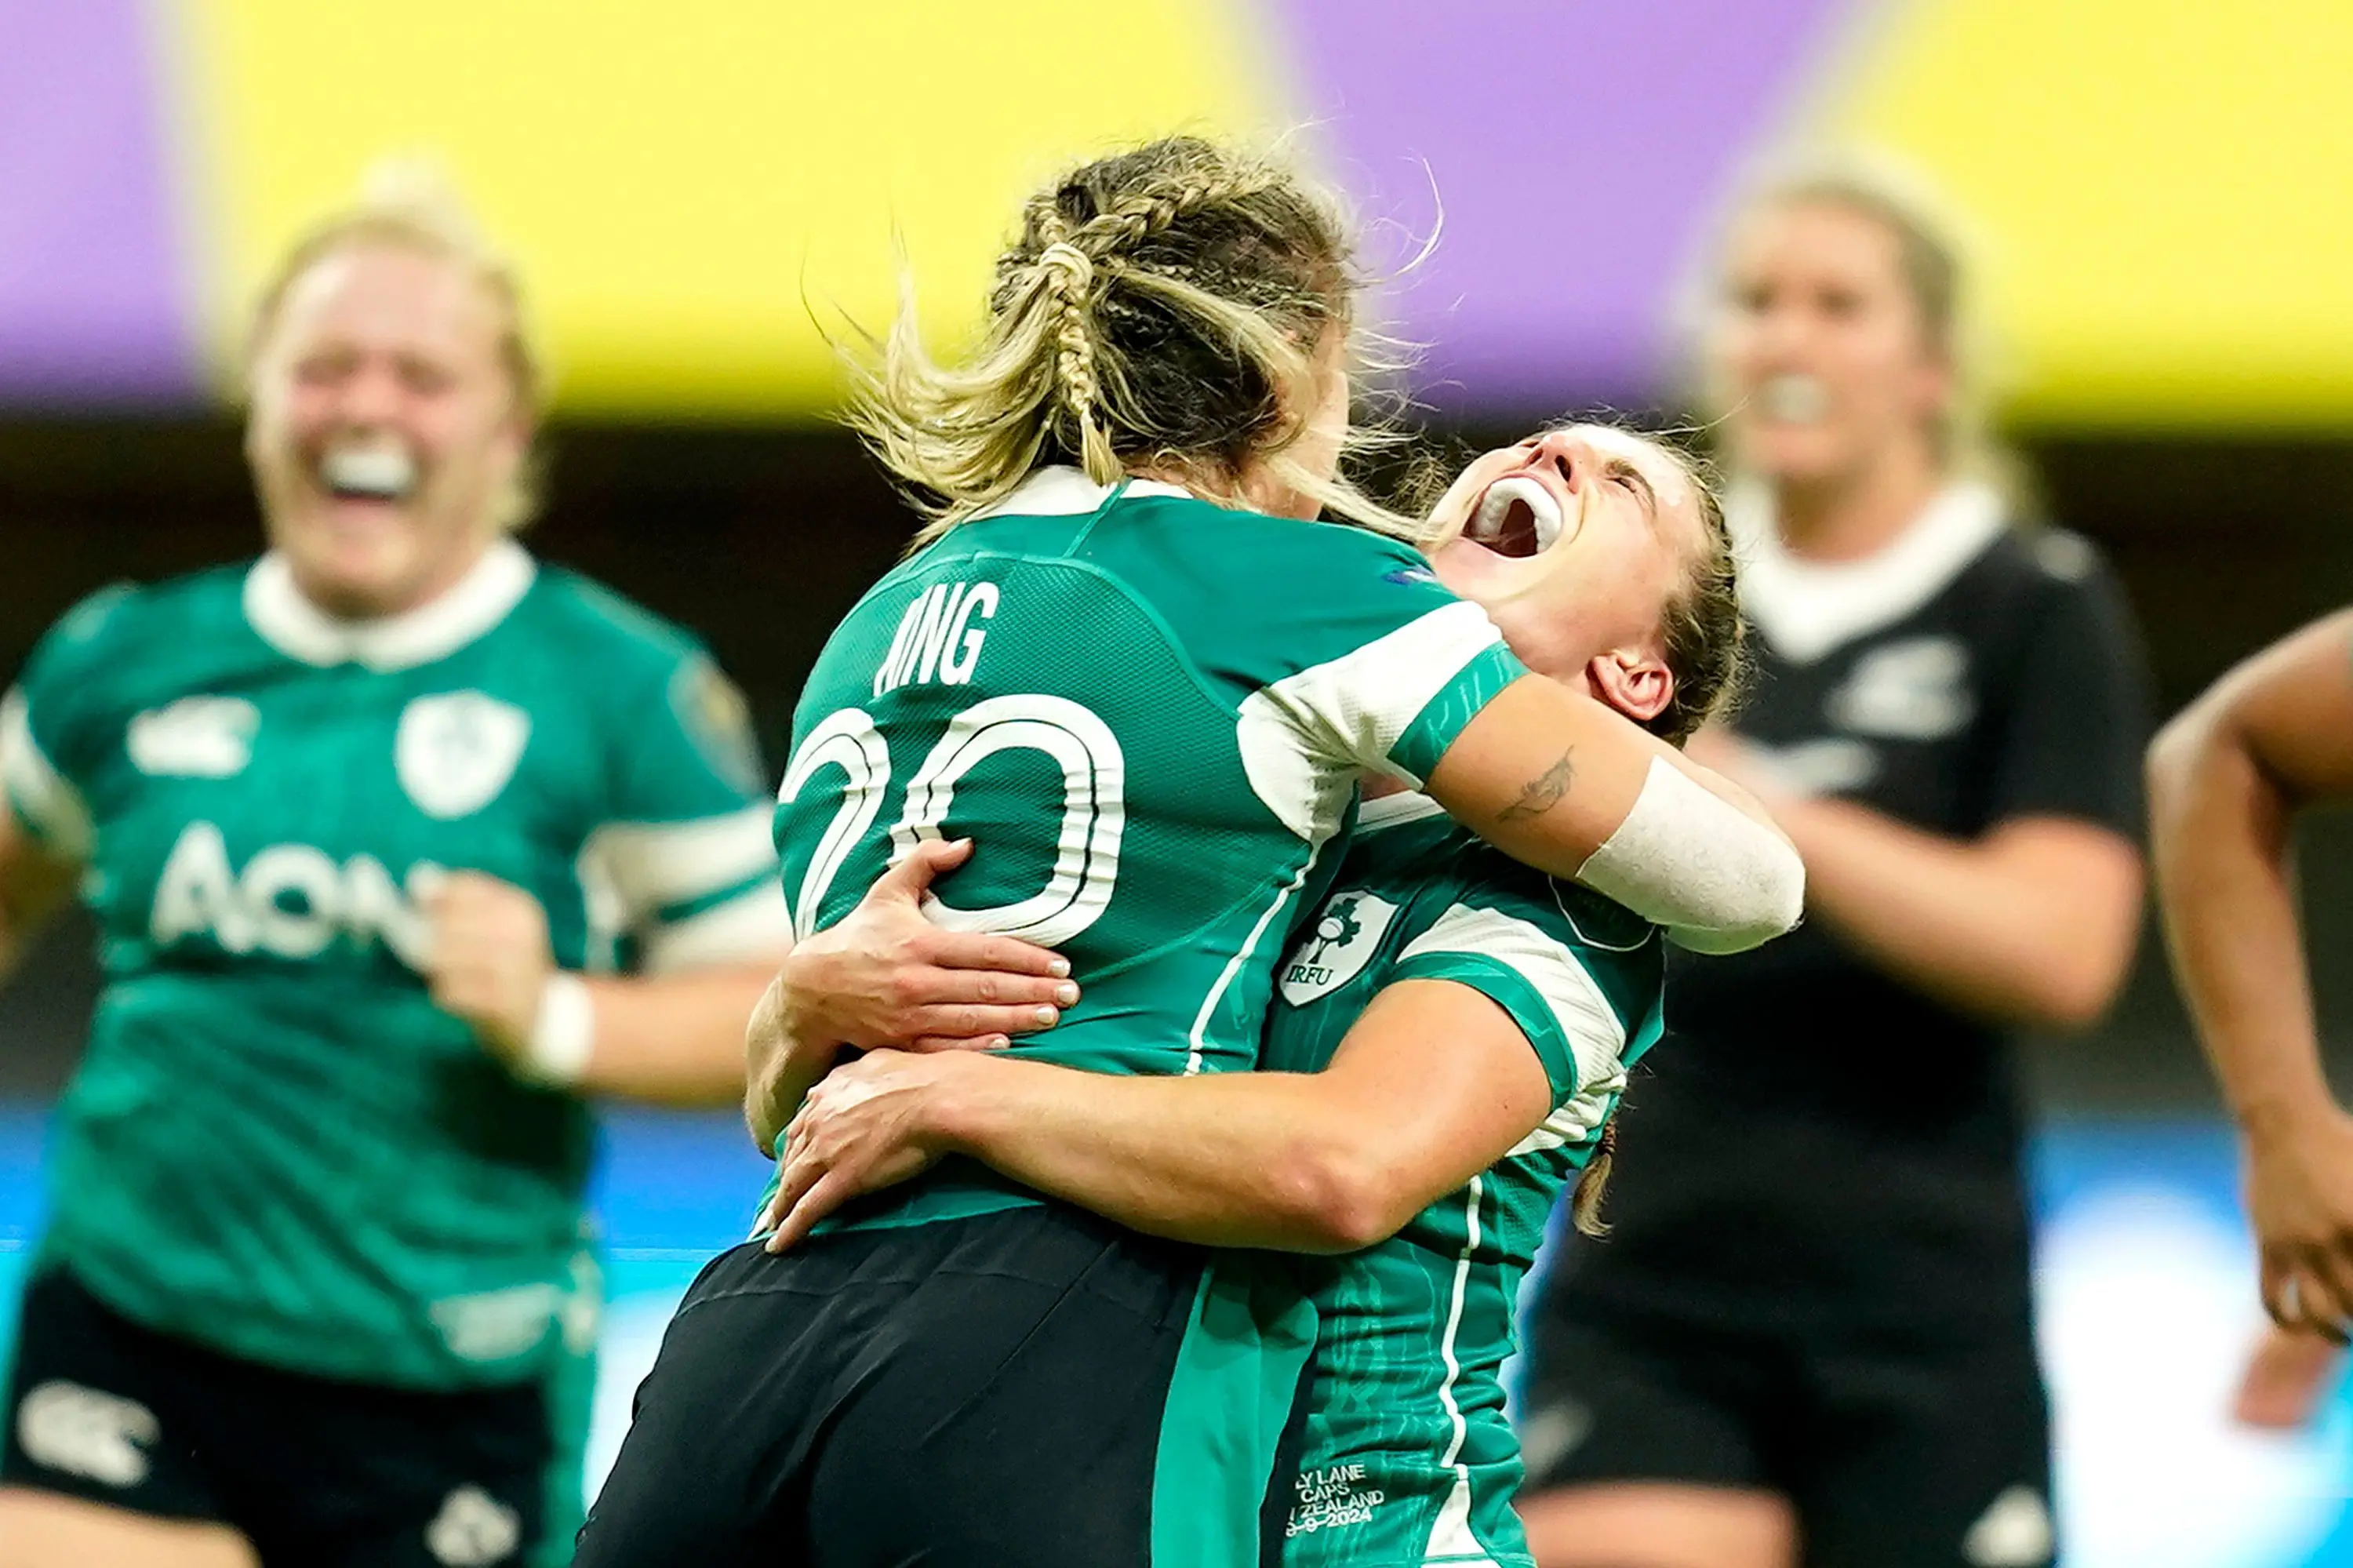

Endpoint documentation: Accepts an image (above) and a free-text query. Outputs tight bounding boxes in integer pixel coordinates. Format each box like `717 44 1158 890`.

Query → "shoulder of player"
519 563 712 678
20 565 249 684
1957 522 2118 602
1106 493 1428 577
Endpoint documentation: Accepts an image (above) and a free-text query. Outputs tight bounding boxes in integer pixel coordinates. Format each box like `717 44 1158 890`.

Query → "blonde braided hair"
846 136 1417 546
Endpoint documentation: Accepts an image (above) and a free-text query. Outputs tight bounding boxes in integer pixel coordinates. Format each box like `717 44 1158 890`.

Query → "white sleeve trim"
580 806 776 925
641 881 792 972
0 689 93 860
1398 902 1627 1095
1235 601 1505 841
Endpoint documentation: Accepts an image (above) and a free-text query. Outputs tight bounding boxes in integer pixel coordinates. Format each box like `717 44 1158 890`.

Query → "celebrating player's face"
1711 198 1950 488
1426 427 1705 725
245 242 529 618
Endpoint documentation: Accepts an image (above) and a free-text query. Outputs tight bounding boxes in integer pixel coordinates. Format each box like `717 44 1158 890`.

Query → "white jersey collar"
244 538 536 671
1730 479 2007 666
969 465 1195 521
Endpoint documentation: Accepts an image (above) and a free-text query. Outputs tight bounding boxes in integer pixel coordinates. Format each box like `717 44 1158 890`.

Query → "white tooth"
1758 373 1829 424
322 445 417 500
1473 476 1563 549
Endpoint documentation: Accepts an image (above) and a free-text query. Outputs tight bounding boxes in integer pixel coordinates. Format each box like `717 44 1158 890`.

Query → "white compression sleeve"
1573 758 1806 955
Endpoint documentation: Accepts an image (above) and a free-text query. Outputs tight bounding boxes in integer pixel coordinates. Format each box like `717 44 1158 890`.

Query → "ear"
1587 648 1674 726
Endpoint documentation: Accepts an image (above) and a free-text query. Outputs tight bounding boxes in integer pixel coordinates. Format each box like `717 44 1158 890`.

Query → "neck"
1770 437 1944 563
294 534 499 623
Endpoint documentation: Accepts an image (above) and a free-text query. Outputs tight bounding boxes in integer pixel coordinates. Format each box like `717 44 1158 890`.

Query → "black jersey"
1558 482 2151 1327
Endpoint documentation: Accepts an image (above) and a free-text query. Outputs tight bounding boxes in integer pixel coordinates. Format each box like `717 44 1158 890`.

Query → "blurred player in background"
2149 611 2353 1430
1515 158 2151 1568
577 136 1802 1568
744 420 1745 1568
0 174 788 1568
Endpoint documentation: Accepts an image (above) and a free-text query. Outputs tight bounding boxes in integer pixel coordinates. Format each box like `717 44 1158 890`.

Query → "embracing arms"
758 977 1555 1253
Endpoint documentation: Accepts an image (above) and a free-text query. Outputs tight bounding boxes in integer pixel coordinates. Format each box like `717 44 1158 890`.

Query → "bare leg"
0 1489 258 1568
1520 1481 1798 1568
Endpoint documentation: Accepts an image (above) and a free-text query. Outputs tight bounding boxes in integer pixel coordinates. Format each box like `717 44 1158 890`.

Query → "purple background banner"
0 0 192 403
1264 0 1852 413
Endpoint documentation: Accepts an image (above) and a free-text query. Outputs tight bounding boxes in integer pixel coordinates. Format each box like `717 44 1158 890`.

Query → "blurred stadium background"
5 2 2353 1563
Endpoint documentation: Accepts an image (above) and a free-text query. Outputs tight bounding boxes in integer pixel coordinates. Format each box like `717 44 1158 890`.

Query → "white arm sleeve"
1571 758 1804 955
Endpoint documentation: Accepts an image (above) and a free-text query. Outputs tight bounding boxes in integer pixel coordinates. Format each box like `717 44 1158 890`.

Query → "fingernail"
985 1035 1010 1050
1033 1006 1059 1026
1054 982 1080 1006
1048 958 1071 978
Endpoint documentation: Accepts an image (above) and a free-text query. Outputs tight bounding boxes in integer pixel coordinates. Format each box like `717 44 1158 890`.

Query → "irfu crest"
396 693 531 820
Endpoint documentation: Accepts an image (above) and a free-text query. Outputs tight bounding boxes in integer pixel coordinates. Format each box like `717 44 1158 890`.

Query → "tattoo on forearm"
1497 749 1576 824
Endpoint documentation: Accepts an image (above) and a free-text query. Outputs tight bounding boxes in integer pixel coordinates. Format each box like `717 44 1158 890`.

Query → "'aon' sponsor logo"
149 820 442 967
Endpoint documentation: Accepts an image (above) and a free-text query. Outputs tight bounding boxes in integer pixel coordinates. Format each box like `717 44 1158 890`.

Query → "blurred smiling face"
1425 425 1706 722
245 242 529 619
1712 198 1949 487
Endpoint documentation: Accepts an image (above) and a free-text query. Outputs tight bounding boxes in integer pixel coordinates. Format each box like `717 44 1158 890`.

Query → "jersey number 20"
780 695 1126 947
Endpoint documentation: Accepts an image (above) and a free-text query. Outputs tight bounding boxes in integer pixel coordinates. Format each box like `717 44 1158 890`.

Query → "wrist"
518 972 597 1088
921 1053 1003 1157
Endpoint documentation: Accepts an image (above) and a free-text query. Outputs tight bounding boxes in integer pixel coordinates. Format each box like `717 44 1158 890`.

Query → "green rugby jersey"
773 468 1529 1230
1266 790 1664 1568
0 540 788 1392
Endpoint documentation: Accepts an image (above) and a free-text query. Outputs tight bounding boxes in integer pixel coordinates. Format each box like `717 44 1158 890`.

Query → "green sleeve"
2 584 137 857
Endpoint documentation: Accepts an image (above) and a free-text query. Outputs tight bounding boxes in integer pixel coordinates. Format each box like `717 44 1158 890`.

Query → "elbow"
2144 706 2212 815
2006 923 2137 1031
1269 1141 1406 1254
1668 843 1807 956
2019 955 2131 1033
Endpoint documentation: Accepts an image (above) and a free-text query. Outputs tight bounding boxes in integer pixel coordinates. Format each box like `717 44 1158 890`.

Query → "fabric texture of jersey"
0 540 787 1391
770 468 1527 1232
1553 483 2152 1330
1261 791 1664 1568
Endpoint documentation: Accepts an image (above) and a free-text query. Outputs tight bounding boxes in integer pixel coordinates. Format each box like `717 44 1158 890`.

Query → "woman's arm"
2148 609 2353 1332
1701 729 2142 1028
424 870 783 1105
1421 676 1804 952
743 839 1077 1152
761 978 1554 1252
0 809 80 984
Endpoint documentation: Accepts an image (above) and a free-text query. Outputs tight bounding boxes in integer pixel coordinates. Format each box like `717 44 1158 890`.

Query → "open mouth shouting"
1463 474 1569 560
318 441 420 506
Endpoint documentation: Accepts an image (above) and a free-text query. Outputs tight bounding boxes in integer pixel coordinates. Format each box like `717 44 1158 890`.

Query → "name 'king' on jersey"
1264 791 1665 1568
0 540 788 1390
773 469 1529 1231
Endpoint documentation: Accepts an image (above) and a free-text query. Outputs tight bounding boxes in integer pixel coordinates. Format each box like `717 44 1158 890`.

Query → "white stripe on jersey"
1235 601 1507 842
1424 1175 1504 1566
1398 904 1627 1091
0 689 93 860
1184 853 1319 1075
580 806 777 922
640 881 791 972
